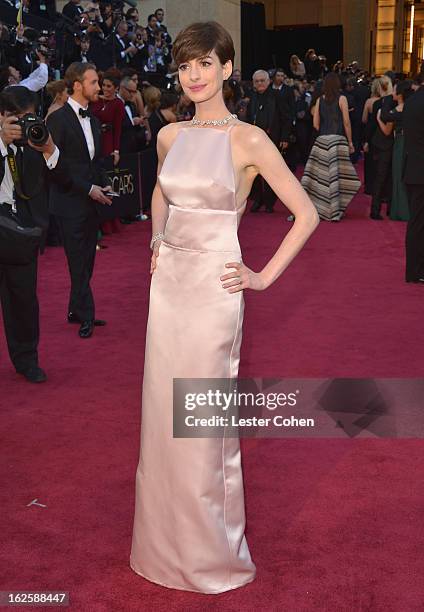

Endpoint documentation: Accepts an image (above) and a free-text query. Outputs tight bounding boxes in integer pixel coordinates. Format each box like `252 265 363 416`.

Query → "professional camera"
14 113 49 146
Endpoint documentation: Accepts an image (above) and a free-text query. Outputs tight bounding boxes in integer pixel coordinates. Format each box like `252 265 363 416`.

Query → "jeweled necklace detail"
191 113 237 126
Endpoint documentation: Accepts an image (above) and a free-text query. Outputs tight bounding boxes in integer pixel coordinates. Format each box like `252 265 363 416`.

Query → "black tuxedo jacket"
103 34 128 69
0 146 50 251
246 88 291 145
120 106 139 154
402 87 424 184
46 103 106 218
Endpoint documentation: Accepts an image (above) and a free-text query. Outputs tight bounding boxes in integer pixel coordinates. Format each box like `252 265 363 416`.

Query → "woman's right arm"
312 96 320 131
150 125 174 274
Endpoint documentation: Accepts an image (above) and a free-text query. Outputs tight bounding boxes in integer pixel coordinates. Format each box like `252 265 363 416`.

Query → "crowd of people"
1 5 424 384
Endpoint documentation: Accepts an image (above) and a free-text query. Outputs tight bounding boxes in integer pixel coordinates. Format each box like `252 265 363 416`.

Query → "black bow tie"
79 108 90 119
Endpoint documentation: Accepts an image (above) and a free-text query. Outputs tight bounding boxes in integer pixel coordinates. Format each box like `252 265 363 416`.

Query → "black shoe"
250 201 263 213
79 320 95 338
120 217 133 225
68 313 106 326
17 365 47 383
265 207 274 213
370 213 383 220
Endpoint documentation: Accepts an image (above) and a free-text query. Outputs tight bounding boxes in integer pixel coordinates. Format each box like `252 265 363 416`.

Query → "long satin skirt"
130 240 256 594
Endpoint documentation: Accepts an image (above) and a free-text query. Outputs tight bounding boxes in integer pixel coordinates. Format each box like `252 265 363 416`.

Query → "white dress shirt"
67 97 97 194
0 136 59 209
67 96 95 160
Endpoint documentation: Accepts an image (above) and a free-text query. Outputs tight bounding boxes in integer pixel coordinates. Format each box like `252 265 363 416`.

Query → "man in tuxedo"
117 76 146 153
246 69 289 212
402 80 424 283
145 14 158 46
270 68 296 171
0 86 60 382
47 62 112 338
105 20 138 69
154 7 172 47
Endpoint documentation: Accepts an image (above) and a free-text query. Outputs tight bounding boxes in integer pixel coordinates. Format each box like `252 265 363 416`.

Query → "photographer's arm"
19 57 48 93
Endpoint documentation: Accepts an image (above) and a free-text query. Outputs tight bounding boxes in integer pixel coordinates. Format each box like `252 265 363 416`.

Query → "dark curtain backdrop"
240 1 268 79
241 2 343 79
268 26 343 74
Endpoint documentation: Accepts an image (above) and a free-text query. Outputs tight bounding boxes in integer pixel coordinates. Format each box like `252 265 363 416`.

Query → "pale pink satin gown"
130 122 256 594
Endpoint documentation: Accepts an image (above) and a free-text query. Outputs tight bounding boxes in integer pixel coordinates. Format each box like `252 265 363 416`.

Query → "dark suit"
47 102 106 321
402 86 424 281
104 34 129 69
246 88 288 210
120 105 139 154
0 147 49 371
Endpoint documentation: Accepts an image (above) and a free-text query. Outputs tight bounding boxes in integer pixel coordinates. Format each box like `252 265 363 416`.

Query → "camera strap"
6 146 30 201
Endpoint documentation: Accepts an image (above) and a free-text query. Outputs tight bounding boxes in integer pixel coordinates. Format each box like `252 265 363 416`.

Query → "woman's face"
177 49 231 104
102 79 116 98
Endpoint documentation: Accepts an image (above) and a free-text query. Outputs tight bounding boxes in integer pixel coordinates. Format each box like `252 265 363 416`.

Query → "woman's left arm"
339 95 354 154
221 126 319 293
376 109 394 136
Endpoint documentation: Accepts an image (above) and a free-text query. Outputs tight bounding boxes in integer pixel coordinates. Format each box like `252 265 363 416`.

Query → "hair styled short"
172 21 235 67
0 86 36 114
64 62 96 95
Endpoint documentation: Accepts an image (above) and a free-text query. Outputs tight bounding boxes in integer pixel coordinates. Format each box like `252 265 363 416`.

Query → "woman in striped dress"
301 72 361 221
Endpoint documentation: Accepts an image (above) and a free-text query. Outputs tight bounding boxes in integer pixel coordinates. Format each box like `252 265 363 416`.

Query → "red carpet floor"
1 171 424 611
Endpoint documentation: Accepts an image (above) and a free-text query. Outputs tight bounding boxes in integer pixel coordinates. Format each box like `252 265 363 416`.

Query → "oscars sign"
99 153 140 219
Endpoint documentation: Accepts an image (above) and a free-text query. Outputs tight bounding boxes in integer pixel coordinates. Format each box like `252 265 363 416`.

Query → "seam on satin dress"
161 241 240 254
221 149 243 589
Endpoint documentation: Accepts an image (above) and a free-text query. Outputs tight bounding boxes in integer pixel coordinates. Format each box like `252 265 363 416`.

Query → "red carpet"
1 171 424 611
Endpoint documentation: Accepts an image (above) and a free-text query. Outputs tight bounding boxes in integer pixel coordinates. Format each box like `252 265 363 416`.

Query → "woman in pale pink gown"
130 21 319 594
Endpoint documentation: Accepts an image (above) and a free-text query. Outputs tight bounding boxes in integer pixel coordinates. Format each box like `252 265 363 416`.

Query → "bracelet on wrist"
150 232 165 250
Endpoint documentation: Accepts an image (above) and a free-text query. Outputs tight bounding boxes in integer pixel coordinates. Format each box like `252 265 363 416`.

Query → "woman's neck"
193 94 231 121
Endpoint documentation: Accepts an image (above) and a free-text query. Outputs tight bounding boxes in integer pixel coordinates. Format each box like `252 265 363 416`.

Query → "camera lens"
28 124 48 145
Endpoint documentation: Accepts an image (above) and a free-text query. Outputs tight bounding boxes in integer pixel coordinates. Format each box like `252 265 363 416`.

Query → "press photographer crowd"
1 1 424 383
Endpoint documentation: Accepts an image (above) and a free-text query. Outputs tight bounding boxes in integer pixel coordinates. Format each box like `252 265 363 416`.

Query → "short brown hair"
172 21 235 67
64 62 96 95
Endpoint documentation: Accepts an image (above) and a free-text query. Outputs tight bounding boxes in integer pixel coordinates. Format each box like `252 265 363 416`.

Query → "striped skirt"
301 135 361 221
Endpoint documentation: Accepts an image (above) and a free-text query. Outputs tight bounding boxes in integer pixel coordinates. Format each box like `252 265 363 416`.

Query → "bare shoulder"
157 121 184 151
231 121 269 149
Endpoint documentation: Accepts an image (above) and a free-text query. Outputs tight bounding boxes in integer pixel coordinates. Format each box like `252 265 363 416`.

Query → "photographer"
0 86 59 383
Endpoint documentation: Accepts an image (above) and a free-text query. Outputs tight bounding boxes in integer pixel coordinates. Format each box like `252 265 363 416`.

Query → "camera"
14 113 49 146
